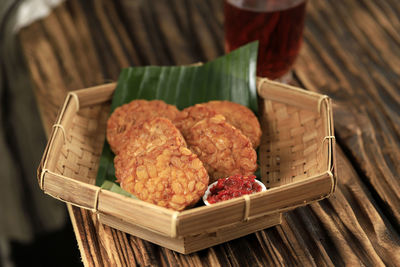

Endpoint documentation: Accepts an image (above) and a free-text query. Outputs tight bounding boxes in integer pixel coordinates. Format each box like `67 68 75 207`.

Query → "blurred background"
0 0 81 266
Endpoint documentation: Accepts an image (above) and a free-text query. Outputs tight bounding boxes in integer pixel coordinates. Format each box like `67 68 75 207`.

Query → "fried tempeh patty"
203 101 261 148
173 104 220 138
114 117 186 183
106 100 179 154
186 115 257 183
117 144 209 211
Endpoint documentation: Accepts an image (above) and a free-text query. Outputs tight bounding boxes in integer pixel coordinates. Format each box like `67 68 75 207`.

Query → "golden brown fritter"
203 101 261 148
106 100 179 154
114 117 186 182
124 117 186 157
117 145 209 211
173 104 220 138
186 115 258 183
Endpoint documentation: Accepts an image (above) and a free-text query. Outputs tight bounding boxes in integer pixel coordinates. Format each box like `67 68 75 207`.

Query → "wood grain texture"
295 0 400 228
18 0 400 265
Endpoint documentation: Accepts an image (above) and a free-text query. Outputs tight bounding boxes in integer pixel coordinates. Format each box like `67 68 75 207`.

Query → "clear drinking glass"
224 0 307 82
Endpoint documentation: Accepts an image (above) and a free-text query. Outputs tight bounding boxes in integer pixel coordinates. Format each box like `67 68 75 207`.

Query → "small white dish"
203 178 266 206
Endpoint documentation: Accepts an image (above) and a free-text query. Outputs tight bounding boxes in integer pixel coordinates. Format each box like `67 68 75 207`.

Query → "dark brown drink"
224 0 307 79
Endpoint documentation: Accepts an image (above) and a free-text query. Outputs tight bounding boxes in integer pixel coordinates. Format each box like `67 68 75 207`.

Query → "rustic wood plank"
295 0 400 228
277 147 400 266
17 0 400 266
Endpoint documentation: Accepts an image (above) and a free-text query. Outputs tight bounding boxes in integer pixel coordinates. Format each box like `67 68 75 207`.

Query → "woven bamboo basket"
38 78 336 254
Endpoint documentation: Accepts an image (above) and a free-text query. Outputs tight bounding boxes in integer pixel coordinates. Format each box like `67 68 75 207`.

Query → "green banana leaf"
96 42 259 195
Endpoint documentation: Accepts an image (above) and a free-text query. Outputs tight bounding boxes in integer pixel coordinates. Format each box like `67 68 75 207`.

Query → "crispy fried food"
107 100 179 154
203 101 261 148
173 104 220 137
114 117 186 182
117 145 209 211
186 115 257 183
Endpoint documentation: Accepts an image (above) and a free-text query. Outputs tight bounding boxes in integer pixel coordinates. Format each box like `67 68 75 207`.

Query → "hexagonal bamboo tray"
37 78 336 254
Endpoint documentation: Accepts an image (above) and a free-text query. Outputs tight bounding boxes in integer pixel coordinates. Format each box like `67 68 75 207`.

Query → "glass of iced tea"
224 0 307 82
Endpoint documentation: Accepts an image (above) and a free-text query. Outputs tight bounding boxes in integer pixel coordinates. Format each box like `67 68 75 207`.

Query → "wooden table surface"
18 0 400 266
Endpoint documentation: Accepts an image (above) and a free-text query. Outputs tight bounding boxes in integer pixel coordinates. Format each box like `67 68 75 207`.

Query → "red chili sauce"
207 174 262 204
